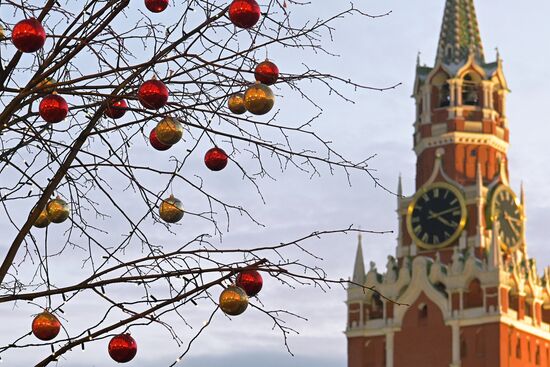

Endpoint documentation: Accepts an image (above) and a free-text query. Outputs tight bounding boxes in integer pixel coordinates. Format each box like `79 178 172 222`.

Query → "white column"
451 322 461 366
386 330 394 367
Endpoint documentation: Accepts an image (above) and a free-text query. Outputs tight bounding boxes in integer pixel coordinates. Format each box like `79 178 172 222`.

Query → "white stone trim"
414 131 509 156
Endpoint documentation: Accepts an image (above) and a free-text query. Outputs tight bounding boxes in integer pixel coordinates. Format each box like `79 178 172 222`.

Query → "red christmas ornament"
204 147 228 171
39 94 68 123
149 128 172 151
229 0 261 29
104 99 128 119
138 79 169 110
236 270 263 297
32 311 61 341
145 0 169 12
12 18 46 53
108 333 137 363
255 60 279 85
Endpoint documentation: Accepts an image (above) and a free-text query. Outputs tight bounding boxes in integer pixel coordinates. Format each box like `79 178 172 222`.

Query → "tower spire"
436 0 485 65
352 233 366 285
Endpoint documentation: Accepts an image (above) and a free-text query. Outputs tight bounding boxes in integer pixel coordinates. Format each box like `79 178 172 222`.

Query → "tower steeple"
436 0 485 65
352 233 365 285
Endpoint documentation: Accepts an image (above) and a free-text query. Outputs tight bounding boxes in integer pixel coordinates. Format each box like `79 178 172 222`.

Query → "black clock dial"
490 186 523 250
407 183 467 249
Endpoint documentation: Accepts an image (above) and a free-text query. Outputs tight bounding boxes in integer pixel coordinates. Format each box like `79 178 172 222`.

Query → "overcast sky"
1 1 549 366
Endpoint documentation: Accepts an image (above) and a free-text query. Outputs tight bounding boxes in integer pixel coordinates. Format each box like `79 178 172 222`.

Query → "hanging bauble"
108 333 137 363
228 93 246 114
229 0 261 29
244 82 274 115
12 18 46 53
33 208 51 228
46 197 70 224
138 79 169 110
219 285 249 316
155 116 183 145
39 93 68 123
149 128 172 151
255 60 279 85
104 99 128 119
159 194 184 223
0 25 4 39
145 0 169 12
236 270 263 297
204 147 228 171
32 311 61 341
37 77 57 94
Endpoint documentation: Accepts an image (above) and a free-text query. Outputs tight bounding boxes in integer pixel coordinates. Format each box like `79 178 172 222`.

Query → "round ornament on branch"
104 99 128 119
236 270 263 297
149 128 172 151
145 0 169 12
36 77 57 94
228 93 247 114
108 333 137 363
39 93 68 123
33 208 51 228
155 116 183 145
229 0 261 29
255 60 279 85
204 147 228 171
244 82 275 115
32 311 61 341
12 18 46 53
46 197 70 224
138 79 169 110
219 285 249 316
159 194 184 223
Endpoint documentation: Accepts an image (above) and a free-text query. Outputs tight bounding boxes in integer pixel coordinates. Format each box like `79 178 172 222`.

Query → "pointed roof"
352 233 366 285
436 0 485 65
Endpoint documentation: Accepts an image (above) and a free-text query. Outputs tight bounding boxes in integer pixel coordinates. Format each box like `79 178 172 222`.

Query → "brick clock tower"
346 1 550 367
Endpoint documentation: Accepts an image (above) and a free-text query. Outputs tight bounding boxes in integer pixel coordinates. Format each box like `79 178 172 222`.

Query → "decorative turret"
351 233 366 286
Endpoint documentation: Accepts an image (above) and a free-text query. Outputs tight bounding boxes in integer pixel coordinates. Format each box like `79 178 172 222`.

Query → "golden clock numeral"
452 210 461 216
434 188 440 198
423 194 430 202
414 225 422 234
450 198 458 205
422 233 429 243
433 235 440 244
411 217 420 224
443 190 449 199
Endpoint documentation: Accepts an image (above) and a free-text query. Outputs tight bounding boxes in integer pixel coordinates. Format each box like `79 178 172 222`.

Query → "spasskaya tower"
346 1 550 366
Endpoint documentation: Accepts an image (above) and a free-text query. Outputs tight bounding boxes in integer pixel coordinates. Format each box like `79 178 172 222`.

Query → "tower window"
439 83 450 107
461 335 468 358
462 74 480 106
418 303 428 325
536 345 541 365
516 337 522 359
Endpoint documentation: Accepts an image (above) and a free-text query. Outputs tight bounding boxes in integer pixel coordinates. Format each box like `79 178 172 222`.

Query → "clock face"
406 182 467 249
489 185 524 250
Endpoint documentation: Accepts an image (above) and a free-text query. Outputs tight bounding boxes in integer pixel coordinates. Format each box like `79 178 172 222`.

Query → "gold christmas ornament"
244 82 275 115
159 194 184 223
219 285 249 316
33 208 51 228
37 77 57 93
46 197 70 224
228 93 247 114
0 25 4 39
155 116 183 145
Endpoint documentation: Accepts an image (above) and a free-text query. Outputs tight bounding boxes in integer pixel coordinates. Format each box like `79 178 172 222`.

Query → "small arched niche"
432 71 451 108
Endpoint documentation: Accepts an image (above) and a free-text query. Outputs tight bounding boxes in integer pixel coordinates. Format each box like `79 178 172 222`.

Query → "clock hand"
431 213 454 227
503 213 522 224
428 207 460 219
503 215 520 237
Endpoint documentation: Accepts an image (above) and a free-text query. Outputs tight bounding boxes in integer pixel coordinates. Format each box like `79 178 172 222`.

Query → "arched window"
418 303 428 326
439 83 451 107
509 291 520 312
516 337 522 359
461 335 468 358
464 278 483 309
462 74 480 106
369 293 384 320
536 345 541 365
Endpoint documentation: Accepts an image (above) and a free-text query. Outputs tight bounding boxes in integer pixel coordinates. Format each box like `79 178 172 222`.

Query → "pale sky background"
1 1 550 366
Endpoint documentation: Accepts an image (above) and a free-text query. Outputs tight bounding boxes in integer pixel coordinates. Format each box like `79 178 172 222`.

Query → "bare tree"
0 1 397 365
